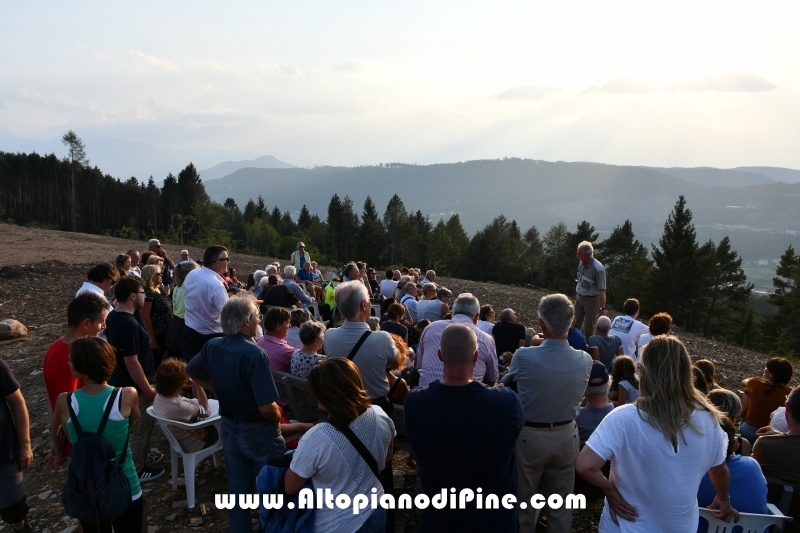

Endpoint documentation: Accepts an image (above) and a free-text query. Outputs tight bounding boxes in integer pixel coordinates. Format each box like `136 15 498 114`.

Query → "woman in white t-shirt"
285 358 395 533
576 335 740 532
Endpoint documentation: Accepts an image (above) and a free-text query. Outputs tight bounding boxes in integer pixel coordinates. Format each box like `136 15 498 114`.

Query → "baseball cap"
589 362 609 385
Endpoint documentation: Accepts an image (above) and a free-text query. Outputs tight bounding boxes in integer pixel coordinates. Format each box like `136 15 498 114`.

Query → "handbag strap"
337 422 380 479
347 331 371 361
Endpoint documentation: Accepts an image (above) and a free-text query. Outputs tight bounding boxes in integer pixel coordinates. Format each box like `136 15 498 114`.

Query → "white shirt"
379 279 397 299
636 333 655 360
182 267 229 334
285 327 302 350
291 406 395 533
609 316 650 357
476 320 495 335
418 314 498 387
415 299 432 320
75 282 111 310
586 404 726 533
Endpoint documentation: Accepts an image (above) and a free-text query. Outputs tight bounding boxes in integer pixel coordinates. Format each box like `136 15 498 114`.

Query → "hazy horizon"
3 2 800 180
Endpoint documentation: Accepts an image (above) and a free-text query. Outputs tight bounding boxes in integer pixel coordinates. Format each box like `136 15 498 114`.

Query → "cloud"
493 85 561 101
126 51 179 73
13 87 74 108
598 75 660 94
588 71 777 95
665 71 777 93
328 61 363 74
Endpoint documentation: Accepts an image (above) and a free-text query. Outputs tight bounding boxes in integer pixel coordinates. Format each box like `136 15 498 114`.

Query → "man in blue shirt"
405 323 525 532
186 296 284 533
282 266 313 307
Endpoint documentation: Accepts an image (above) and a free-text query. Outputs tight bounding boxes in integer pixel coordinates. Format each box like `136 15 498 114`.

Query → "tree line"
1 140 798 356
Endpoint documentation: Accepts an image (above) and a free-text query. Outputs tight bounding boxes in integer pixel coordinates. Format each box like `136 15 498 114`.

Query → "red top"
43 337 84 456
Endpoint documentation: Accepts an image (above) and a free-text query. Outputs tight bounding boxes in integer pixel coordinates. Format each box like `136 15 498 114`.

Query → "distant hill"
204 159 800 261
735 166 800 184
647 167 777 187
198 155 296 181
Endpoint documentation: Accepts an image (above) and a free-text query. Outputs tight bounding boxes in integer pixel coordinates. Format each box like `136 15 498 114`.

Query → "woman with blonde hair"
140 264 173 366
285 358 395 533
707 389 752 457
576 335 739 531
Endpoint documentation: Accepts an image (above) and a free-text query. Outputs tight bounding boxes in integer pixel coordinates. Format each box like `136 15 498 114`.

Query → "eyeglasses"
217 257 231 262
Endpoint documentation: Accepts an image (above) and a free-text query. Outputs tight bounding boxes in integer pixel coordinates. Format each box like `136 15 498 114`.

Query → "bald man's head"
439 323 478 364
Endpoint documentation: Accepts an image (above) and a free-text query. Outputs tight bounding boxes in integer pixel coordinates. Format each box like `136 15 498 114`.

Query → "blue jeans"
221 417 285 533
739 421 759 446
356 506 386 533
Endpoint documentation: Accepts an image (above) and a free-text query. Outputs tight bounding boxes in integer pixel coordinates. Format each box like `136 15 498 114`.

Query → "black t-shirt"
404 381 525 532
381 321 408 343
263 285 299 308
492 321 526 357
0 358 21 463
106 310 155 392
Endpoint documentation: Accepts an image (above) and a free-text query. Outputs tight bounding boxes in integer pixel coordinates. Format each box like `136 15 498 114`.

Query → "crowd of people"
0 238 797 533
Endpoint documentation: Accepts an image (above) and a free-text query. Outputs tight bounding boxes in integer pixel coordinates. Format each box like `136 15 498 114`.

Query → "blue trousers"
221 417 285 533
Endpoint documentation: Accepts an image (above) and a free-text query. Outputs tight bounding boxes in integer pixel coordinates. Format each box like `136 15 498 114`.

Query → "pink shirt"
417 314 498 387
257 333 295 372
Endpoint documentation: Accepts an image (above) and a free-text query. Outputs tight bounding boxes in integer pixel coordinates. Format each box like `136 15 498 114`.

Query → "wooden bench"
272 370 410 451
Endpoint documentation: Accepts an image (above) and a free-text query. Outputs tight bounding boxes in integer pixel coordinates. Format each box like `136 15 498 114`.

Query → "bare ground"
0 223 793 533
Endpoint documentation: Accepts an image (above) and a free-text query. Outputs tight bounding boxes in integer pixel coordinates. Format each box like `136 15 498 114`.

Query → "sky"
2 1 800 179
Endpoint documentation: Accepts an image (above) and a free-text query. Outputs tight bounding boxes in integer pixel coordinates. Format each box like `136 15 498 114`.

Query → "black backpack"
62 388 132 526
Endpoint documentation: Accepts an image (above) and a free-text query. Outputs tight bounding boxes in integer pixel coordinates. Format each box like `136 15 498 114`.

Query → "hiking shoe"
138 466 166 483
145 452 164 466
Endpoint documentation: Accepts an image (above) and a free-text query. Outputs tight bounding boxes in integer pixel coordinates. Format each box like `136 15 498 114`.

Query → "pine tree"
243 199 258 224
383 195 409 266
61 130 88 232
327 194 344 262
521 225 543 286
540 222 571 292
698 236 753 338
595 220 652 310
359 196 385 267
298 205 312 230
762 245 800 354
270 206 282 228
256 195 267 219
650 195 700 328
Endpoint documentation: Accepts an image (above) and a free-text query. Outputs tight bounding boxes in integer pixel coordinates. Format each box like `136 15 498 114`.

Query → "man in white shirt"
417 293 498 387
75 262 118 310
182 245 230 360
420 270 437 286
127 249 142 276
400 282 419 322
379 270 400 299
609 298 650 358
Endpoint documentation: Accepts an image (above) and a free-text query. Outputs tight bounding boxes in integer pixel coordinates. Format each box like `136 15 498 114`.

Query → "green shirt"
66 387 141 499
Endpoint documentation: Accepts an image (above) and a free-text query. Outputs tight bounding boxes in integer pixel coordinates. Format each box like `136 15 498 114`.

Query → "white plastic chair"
146 399 223 508
698 504 792 533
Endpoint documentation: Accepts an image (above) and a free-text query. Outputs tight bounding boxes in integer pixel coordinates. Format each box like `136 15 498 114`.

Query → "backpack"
257 454 315 533
62 388 132 526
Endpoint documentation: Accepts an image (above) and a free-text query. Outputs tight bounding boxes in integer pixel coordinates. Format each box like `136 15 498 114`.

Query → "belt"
525 420 573 428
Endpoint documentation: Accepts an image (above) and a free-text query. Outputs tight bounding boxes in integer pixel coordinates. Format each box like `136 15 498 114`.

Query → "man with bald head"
405 323 524 532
